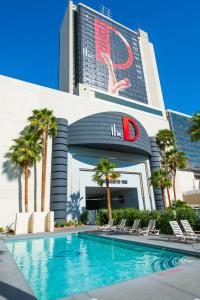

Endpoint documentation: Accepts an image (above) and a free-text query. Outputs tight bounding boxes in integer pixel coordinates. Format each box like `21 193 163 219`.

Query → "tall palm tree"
166 149 187 201
9 130 41 212
149 169 171 210
188 112 200 142
156 129 175 206
92 158 120 220
28 109 57 212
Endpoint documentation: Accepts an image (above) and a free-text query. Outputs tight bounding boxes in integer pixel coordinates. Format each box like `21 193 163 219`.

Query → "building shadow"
0 281 37 300
2 152 38 213
67 192 83 219
2 153 23 212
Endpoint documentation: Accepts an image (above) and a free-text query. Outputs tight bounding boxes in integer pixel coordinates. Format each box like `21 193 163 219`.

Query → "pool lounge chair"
180 220 200 238
169 221 199 242
139 220 159 236
112 219 127 232
125 219 141 234
99 219 114 231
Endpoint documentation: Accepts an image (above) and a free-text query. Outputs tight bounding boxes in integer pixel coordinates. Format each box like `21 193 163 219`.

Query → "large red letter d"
122 116 140 141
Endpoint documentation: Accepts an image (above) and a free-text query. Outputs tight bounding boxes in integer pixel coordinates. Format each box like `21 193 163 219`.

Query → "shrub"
55 223 60 228
96 206 200 234
80 211 88 225
60 223 65 227
0 227 4 233
96 209 108 225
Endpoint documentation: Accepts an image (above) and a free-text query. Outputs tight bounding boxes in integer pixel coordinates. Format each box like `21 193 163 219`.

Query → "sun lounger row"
169 220 200 242
99 219 160 236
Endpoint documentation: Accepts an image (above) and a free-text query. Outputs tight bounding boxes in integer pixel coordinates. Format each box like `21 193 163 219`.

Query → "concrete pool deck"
0 226 200 300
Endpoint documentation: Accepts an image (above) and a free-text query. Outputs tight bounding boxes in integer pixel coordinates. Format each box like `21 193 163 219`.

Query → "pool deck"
1 226 200 300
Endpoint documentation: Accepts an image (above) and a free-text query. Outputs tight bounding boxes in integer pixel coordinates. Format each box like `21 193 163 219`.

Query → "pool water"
6 233 194 300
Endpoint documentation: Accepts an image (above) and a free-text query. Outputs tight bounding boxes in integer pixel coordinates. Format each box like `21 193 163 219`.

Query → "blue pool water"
6 233 194 300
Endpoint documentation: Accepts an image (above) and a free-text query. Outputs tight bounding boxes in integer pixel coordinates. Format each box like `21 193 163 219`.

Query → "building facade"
167 109 200 174
167 109 200 204
0 1 198 227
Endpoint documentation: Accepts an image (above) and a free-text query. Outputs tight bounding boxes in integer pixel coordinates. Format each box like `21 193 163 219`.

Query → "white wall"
139 29 165 110
59 0 74 93
66 147 156 220
169 170 196 201
0 75 169 227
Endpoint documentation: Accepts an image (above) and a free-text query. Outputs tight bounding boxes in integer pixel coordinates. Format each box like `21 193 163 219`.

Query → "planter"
31 211 54 233
14 212 32 235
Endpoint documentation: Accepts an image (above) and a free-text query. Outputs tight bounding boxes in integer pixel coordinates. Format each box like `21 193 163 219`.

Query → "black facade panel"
51 172 67 180
150 137 164 211
52 165 67 172
68 112 152 156
51 194 67 203
50 118 68 222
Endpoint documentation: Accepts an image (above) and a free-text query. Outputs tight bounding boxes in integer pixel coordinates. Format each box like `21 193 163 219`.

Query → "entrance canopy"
68 111 152 156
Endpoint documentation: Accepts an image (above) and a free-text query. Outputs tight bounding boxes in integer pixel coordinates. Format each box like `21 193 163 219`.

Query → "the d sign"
122 116 140 141
95 18 133 70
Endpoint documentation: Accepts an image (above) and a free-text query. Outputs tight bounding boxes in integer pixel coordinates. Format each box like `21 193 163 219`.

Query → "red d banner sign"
122 116 140 141
95 18 133 70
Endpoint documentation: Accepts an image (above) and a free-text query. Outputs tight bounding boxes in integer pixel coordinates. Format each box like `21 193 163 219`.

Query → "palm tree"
9 130 41 212
92 158 120 220
149 169 171 210
156 129 175 206
188 112 200 142
166 149 187 201
28 109 57 212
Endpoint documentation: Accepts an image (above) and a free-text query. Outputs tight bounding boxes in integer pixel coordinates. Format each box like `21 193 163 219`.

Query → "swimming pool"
6 233 194 300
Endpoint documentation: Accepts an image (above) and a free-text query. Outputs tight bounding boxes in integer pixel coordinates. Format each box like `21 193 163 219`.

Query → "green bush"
0 227 4 233
80 211 88 225
96 206 200 234
55 223 60 228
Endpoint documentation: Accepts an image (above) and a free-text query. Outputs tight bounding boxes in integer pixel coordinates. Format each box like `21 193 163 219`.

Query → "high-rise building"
59 1 165 111
0 1 199 230
167 109 200 183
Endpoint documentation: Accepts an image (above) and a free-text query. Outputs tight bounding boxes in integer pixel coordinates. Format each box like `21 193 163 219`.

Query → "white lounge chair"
180 220 200 238
112 219 127 232
125 219 140 234
169 221 186 241
98 219 114 231
169 221 199 242
139 220 159 236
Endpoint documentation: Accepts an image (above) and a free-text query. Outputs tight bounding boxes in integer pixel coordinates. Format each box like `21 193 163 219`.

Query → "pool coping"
0 239 37 300
1 228 200 300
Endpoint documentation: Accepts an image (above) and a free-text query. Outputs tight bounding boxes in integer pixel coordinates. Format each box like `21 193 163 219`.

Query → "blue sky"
0 0 199 115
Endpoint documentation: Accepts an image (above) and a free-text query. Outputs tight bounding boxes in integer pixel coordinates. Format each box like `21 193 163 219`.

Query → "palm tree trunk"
24 163 29 213
106 177 112 220
166 187 171 206
163 150 171 206
161 187 166 210
41 131 48 212
173 169 177 202
34 162 37 212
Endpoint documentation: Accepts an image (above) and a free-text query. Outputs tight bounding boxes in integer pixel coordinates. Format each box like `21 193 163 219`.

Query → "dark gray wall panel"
150 137 163 211
50 118 68 223
68 112 152 156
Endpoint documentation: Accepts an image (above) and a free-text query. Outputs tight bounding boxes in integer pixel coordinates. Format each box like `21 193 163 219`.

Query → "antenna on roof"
100 5 112 18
